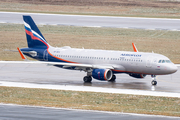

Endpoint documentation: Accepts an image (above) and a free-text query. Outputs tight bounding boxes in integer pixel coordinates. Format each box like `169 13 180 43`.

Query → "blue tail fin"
23 15 49 49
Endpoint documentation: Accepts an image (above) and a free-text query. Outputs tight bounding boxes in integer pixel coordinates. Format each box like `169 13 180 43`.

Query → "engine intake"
92 69 113 81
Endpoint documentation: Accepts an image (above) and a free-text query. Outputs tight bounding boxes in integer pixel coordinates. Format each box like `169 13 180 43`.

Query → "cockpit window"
166 60 171 63
158 60 171 63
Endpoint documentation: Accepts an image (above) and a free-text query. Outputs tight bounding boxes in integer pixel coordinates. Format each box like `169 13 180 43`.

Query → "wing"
46 62 114 71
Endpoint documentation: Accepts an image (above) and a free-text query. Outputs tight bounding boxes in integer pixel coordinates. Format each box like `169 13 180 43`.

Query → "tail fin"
23 15 49 49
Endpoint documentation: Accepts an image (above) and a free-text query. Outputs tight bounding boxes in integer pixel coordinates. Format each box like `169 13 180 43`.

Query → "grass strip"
0 86 180 117
2 9 180 19
0 23 180 63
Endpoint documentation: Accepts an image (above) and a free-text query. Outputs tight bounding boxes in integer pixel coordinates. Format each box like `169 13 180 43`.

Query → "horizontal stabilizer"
48 62 114 70
17 47 28 61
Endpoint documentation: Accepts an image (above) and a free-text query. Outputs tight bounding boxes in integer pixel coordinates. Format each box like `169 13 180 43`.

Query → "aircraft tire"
151 80 157 85
83 76 92 83
108 75 116 82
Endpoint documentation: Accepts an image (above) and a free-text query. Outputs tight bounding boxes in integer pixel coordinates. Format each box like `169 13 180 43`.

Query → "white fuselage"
48 46 177 75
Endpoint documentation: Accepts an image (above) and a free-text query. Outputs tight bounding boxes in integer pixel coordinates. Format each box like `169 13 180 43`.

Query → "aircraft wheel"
83 76 92 83
108 75 116 82
151 80 157 86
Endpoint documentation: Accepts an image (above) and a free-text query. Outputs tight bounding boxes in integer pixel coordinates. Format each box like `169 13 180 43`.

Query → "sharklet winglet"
132 43 138 52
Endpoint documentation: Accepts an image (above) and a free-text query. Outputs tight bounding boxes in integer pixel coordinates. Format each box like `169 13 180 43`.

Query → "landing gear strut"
108 75 116 82
151 75 157 85
83 76 92 83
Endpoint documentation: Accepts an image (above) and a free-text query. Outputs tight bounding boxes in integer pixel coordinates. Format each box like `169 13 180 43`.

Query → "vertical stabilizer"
23 15 49 49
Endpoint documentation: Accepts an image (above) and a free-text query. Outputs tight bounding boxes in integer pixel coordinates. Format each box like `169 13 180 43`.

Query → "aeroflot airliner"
18 15 178 85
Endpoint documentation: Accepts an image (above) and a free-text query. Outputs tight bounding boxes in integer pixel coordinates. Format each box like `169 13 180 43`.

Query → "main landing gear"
151 75 157 85
83 76 92 83
108 75 116 82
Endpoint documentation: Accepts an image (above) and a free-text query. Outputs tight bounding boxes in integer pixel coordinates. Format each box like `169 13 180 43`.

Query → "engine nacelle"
129 73 146 78
92 69 113 81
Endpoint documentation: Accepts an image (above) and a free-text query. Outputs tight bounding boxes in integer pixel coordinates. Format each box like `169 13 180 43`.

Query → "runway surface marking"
0 81 180 98
0 103 179 119
2 11 180 20
1 12 180 31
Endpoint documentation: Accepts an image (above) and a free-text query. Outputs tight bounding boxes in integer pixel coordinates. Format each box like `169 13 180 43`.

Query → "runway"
1 104 179 120
0 61 179 95
1 12 180 30
0 62 180 119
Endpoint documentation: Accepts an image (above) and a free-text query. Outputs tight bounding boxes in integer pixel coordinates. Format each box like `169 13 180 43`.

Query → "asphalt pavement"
1 12 180 30
0 104 179 120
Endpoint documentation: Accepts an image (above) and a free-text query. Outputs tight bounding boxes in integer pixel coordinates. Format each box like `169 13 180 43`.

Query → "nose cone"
170 64 178 74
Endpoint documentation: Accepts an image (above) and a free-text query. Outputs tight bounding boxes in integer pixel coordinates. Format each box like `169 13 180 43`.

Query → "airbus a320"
17 15 178 86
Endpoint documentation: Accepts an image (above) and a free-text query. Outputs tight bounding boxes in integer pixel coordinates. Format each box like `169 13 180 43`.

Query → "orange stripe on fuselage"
47 49 79 64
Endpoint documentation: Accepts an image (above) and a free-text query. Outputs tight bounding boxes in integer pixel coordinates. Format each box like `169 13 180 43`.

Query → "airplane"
17 15 178 86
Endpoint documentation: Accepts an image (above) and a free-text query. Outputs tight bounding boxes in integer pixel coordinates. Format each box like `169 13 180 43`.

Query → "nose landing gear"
151 75 157 85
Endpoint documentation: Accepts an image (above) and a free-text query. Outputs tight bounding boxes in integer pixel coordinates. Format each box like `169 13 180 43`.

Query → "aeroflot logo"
121 54 142 57
24 22 47 43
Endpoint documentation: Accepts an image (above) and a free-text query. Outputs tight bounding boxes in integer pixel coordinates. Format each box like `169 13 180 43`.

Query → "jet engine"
92 69 113 81
129 73 146 78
